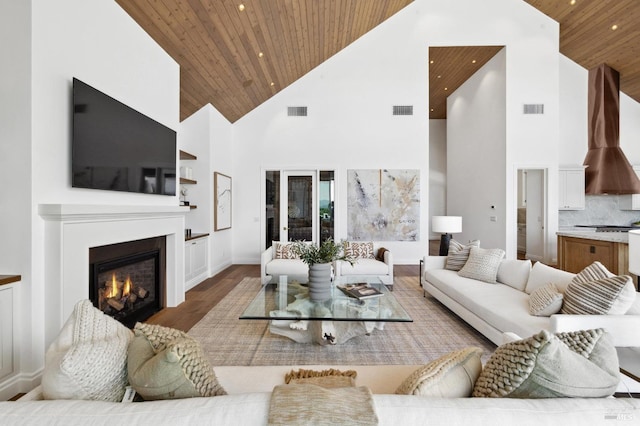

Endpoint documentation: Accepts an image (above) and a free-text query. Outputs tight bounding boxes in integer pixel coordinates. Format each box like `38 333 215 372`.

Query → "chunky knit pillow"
444 240 480 271
128 323 226 400
472 329 619 398
396 347 483 397
42 300 133 401
528 282 563 316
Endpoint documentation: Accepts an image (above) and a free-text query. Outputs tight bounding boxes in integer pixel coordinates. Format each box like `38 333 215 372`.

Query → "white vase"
307 263 332 302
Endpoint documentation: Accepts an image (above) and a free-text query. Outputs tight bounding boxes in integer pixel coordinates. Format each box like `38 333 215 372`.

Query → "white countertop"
557 228 629 243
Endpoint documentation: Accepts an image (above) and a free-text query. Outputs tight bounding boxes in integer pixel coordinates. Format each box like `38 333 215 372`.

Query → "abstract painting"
214 172 232 231
347 169 420 241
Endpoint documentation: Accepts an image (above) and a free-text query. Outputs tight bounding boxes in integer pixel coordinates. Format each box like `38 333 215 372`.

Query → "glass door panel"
284 172 315 242
265 171 280 246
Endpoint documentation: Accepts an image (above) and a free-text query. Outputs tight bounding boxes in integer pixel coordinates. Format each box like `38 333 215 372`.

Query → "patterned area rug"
188 276 496 366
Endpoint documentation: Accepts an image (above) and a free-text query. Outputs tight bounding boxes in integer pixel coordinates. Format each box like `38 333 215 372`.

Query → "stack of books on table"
337 283 383 300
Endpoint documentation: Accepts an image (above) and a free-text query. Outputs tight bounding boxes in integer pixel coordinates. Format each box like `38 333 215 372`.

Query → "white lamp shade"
432 216 462 234
629 230 640 275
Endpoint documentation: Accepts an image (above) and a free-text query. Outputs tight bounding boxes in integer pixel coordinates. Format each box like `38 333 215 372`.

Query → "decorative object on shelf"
180 186 189 206
432 216 462 256
214 172 232 231
291 239 354 302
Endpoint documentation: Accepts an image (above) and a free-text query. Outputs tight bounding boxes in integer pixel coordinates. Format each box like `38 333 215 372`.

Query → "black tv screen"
72 78 176 195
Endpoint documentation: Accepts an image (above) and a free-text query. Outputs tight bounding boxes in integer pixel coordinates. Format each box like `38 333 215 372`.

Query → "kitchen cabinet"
618 166 640 210
185 235 209 290
559 167 586 210
557 235 629 277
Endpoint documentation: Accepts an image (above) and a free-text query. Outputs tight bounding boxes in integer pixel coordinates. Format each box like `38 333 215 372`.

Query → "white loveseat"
4 364 639 425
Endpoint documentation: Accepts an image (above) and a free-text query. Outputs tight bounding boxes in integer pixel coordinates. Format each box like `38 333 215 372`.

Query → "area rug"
188 276 496 366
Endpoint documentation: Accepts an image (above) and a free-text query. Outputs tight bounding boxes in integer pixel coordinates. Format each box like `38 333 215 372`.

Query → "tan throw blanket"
268 383 379 426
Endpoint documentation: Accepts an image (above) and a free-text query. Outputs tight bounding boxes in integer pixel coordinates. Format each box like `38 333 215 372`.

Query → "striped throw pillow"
561 275 635 315
444 239 480 271
528 282 563 316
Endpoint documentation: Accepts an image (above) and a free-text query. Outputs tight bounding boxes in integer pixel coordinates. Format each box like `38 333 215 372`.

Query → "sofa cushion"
41 300 133 402
444 239 480 271
340 258 389 275
128 323 226 400
395 347 483 397
274 242 300 259
344 241 375 259
496 259 531 292
524 262 575 295
472 329 619 398
424 269 550 340
528 282 563 316
266 259 309 277
458 247 505 283
561 275 636 315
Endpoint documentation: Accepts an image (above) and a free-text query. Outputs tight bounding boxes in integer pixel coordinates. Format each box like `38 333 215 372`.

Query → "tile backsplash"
559 195 640 227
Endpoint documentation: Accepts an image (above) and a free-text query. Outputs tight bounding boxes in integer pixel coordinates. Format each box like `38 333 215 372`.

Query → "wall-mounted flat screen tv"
72 78 176 195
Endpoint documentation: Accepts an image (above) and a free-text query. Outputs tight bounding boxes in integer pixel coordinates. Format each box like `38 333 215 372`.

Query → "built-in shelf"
180 177 197 185
0 275 21 286
179 150 197 160
185 232 209 242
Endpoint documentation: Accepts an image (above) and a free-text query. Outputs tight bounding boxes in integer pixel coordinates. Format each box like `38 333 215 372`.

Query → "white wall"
447 49 507 250
0 0 33 399
429 120 446 240
0 0 180 395
180 104 234 275
231 0 559 263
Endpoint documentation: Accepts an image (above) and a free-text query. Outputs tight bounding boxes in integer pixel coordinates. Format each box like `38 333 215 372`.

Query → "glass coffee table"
240 275 412 345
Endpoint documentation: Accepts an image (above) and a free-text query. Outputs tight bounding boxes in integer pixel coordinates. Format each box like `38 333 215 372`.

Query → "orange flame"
106 273 118 298
123 276 131 297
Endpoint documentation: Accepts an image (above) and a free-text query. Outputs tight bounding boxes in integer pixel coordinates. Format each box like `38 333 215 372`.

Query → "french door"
264 170 335 248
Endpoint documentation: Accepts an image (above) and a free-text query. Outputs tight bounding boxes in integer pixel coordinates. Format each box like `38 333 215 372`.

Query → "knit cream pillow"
528 282 563 316
42 300 133 401
472 329 619 398
128 323 226 400
395 347 483 397
458 246 505 283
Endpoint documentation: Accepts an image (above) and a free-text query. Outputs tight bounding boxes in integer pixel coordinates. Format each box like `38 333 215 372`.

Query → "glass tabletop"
240 275 412 322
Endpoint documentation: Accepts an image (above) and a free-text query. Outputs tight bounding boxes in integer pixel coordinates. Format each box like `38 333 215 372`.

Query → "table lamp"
432 216 462 256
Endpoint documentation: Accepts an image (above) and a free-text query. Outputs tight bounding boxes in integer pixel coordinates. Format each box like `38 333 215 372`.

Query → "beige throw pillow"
42 300 133 402
128 323 226 400
395 347 483 397
444 239 480 271
528 282 563 316
472 329 619 398
458 246 505 283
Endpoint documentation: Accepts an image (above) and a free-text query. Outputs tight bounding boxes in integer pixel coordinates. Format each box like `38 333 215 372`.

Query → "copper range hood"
583 64 640 194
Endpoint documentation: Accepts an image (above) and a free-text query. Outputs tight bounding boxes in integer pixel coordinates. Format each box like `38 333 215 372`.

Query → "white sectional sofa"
3 364 639 425
421 255 640 348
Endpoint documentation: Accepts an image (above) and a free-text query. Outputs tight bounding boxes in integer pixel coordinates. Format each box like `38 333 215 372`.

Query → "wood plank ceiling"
116 0 640 123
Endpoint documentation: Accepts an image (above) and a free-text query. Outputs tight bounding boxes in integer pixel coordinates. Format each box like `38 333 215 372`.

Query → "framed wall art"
214 172 232 231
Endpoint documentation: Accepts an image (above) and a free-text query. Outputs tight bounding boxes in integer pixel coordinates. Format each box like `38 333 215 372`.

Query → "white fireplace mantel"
39 204 188 347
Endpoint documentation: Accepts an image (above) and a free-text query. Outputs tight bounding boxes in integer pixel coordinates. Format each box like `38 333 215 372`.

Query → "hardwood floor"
147 264 420 332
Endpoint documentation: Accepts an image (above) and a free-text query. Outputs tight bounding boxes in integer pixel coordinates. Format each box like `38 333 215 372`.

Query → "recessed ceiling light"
238 4 245 11
430 108 434 112
258 52 264 58
430 60 434 64
437 75 441 79
472 59 477 64
611 24 618 31
444 87 448 91
570 0 576 5
270 82 275 87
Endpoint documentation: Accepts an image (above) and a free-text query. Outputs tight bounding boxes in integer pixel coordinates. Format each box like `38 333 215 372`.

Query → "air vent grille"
393 105 413 116
287 106 308 117
523 104 544 114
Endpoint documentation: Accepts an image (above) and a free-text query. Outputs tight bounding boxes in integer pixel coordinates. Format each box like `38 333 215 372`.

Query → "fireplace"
89 236 166 327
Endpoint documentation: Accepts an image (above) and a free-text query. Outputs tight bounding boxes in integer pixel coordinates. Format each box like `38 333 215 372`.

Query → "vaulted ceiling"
115 0 640 123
